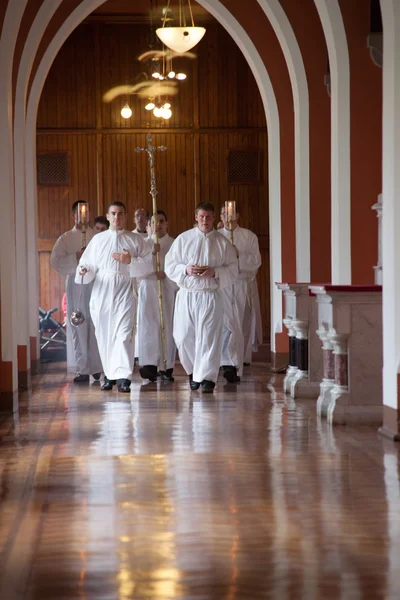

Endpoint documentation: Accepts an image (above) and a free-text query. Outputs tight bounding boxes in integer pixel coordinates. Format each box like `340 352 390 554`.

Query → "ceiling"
93 0 213 23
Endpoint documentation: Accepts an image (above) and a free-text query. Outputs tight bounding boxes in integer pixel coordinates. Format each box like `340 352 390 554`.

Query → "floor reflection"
0 362 399 599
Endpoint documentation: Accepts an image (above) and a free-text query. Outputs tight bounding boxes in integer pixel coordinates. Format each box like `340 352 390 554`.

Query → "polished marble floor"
0 362 399 599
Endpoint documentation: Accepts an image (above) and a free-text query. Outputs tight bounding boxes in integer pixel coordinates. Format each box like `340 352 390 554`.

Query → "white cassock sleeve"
214 242 239 289
128 235 153 278
164 237 188 288
238 232 261 275
75 237 98 284
50 236 77 276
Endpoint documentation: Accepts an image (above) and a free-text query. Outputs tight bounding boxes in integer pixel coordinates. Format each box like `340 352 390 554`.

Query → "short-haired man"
51 200 102 383
94 215 109 233
165 202 238 393
76 202 153 393
137 210 177 382
132 207 149 237
219 204 262 368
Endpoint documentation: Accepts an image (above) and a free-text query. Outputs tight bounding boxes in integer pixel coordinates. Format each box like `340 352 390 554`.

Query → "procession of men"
52 199 261 394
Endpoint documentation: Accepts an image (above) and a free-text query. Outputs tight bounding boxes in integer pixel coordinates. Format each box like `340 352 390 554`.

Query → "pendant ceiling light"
156 0 206 53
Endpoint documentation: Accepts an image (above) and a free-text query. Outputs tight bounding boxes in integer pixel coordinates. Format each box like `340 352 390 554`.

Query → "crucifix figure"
135 133 168 370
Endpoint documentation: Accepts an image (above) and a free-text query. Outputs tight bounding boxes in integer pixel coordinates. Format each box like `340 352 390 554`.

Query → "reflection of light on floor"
117 455 179 600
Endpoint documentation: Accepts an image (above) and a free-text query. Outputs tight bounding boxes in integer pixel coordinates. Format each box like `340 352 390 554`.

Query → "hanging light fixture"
156 0 206 53
121 102 132 119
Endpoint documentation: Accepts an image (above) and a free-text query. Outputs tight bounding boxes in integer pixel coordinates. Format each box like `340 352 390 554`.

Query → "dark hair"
195 201 215 214
107 201 126 213
72 200 87 213
134 207 150 218
94 215 109 228
153 209 168 221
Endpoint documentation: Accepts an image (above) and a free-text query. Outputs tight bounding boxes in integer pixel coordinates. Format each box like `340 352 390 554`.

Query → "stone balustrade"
276 283 323 399
309 285 383 425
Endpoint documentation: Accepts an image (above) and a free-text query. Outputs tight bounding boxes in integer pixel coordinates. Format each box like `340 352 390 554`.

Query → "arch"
14 0 63 360
379 0 400 422
25 0 284 349
0 0 28 393
313 0 351 284
257 0 310 283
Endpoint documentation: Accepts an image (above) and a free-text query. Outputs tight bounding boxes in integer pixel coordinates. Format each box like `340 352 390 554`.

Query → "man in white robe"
94 215 109 233
219 205 262 370
165 202 238 393
132 207 149 237
137 210 177 382
132 207 149 360
76 202 152 393
51 200 102 383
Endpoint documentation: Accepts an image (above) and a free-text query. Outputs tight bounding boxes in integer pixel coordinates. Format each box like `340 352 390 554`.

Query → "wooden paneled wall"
37 18 270 341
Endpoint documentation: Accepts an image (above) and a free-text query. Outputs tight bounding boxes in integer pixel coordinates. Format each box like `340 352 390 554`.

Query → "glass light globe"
168 71 176 79
162 107 172 120
163 102 171 109
145 102 156 110
152 72 160 79
121 104 132 119
153 106 163 117
176 73 187 80
159 75 165 81
156 26 206 53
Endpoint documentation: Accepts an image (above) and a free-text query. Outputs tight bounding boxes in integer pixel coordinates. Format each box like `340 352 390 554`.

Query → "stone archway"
23 0 285 350
313 0 351 284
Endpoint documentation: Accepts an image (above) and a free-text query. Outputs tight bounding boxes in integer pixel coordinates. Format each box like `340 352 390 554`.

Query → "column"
371 193 382 285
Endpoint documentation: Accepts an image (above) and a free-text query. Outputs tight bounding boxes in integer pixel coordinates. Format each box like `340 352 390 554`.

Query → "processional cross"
135 134 168 370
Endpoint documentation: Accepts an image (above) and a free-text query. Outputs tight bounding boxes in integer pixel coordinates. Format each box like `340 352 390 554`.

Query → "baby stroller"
39 306 67 361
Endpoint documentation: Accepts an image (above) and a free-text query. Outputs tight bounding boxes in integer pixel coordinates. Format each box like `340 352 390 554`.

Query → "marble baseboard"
270 351 289 373
0 389 19 413
328 404 383 425
291 377 320 399
18 369 31 391
30 358 41 376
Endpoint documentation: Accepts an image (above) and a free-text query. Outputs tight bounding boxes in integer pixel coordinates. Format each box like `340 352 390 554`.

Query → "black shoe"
92 372 101 380
222 366 240 383
160 368 174 382
189 374 200 390
73 373 90 383
117 378 131 393
243 362 251 367
101 376 116 391
139 365 158 382
201 380 215 393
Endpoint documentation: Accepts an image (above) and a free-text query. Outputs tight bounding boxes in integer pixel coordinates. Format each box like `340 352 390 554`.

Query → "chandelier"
156 0 206 53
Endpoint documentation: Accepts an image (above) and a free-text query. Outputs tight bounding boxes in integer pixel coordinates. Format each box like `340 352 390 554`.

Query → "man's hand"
186 264 206 276
79 266 89 276
112 249 131 264
200 267 215 278
156 271 166 280
152 243 161 255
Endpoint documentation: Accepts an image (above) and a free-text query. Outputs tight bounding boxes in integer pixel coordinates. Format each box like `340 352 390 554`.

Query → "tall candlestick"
224 200 236 244
77 202 89 248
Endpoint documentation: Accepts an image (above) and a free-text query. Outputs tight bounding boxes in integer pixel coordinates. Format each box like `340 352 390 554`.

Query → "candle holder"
77 202 89 248
224 200 236 244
